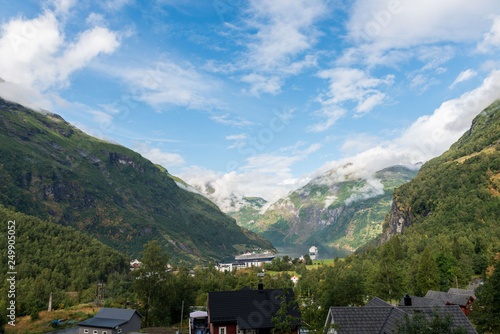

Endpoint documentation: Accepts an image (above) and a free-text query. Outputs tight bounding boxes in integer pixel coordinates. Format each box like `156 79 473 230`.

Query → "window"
118 330 122 334
219 327 226 334
93 331 98 334
84 330 89 334
103 332 107 334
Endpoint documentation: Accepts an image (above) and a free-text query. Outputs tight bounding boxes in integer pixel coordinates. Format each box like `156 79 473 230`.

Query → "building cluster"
76 285 478 334
325 287 478 333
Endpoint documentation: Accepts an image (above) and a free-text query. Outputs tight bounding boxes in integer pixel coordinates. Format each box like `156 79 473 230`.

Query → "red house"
207 284 300 334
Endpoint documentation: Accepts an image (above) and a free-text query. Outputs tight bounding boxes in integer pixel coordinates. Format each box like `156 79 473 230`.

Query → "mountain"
244 165 418 250
381 100 500 244
226 196 268 230
0 98 273 264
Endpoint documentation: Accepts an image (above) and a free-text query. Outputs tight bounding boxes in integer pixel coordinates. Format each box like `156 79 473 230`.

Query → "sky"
1 0 500 210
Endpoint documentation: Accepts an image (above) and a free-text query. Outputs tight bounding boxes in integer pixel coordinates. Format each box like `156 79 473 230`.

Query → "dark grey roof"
397 295 444 307
327 307 406 334
78 308 142 329
327 304 477 333
96 308 142 320
208 288 300 329
365 297 391 307
399 305 477 334
424 291 472 307
78 317 127 329
448 288 477 300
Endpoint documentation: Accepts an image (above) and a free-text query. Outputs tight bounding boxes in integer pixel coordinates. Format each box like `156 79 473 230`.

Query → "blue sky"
1 0 500 209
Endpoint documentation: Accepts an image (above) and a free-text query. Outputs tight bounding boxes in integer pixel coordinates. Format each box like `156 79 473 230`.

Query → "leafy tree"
271 289 300 334
395 310 468 334
417 247 440 294
470 255 500 333
133 240 169 327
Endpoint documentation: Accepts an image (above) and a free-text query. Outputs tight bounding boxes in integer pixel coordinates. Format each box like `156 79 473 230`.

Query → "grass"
4 305 98 334
306 259 337 270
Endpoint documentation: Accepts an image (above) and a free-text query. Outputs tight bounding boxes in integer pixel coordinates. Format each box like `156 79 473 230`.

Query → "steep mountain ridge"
0 98 273 264
382 100 500 243
242 165 418 250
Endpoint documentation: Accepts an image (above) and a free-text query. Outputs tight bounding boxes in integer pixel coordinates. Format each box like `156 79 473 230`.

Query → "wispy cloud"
235 0 327 95
449 69 477 89
133 142 185 167
105 60 222 111
309 68 393 131
477 15 500 52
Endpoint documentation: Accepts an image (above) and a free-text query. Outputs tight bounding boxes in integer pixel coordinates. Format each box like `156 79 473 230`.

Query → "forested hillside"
0 98 273 264
0 205 129 320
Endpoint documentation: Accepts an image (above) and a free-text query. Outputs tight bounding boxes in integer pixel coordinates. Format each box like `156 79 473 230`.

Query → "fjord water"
275 244 352 260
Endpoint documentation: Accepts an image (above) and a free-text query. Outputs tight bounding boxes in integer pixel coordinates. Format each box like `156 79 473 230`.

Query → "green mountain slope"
382 100 500 243
0 205 129 316
246 165 417 250
0 98 273 264
227 196 268 230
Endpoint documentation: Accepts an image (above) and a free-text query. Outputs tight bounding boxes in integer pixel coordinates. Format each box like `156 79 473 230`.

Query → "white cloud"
241 73 282 95
106 60 222 111
477 15 500 52
309 68 393 131
211 114 254 127
341 134 381 155
0 10 120 107
226 133 248 149
237 0 327 94
347 0 498 49
133 142 185 167
50 0 77 16
308 106 346 132
316 68 393 110
339 0 498 69
449 69 478 89
179 141 321 211
103 0 133 12
314 69 500 182
243 0 326 71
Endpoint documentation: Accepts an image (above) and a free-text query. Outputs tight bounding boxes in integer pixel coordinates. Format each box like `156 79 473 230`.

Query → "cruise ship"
234 250 276 263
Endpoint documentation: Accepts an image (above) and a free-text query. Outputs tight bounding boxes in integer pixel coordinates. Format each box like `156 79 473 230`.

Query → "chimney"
404 293 412 306
258 282 264 291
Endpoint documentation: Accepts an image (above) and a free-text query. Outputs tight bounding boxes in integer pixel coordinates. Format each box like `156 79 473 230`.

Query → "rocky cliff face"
380 200 414 243
378 100 500 246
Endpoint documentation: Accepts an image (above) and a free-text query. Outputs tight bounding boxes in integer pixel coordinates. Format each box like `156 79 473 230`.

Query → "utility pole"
180 300 184 334
48 292 52 312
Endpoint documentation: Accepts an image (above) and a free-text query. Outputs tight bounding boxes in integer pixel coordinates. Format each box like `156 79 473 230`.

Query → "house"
291 276 300 284
324 297 477 334
397 295 444 307
130 259 141 268
77 308 142 334
448 288 477 300
424 290 475 315
207 284 301 334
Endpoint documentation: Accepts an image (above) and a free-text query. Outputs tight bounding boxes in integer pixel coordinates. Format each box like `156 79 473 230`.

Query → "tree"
303 254 313 265
271 289 300 334
470 255 500 333
395 309 468 334
133 240 169 327
417 247 440 294
300 299 327 334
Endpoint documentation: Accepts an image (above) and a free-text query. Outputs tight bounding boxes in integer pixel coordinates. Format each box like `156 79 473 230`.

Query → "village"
70 245 479 334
